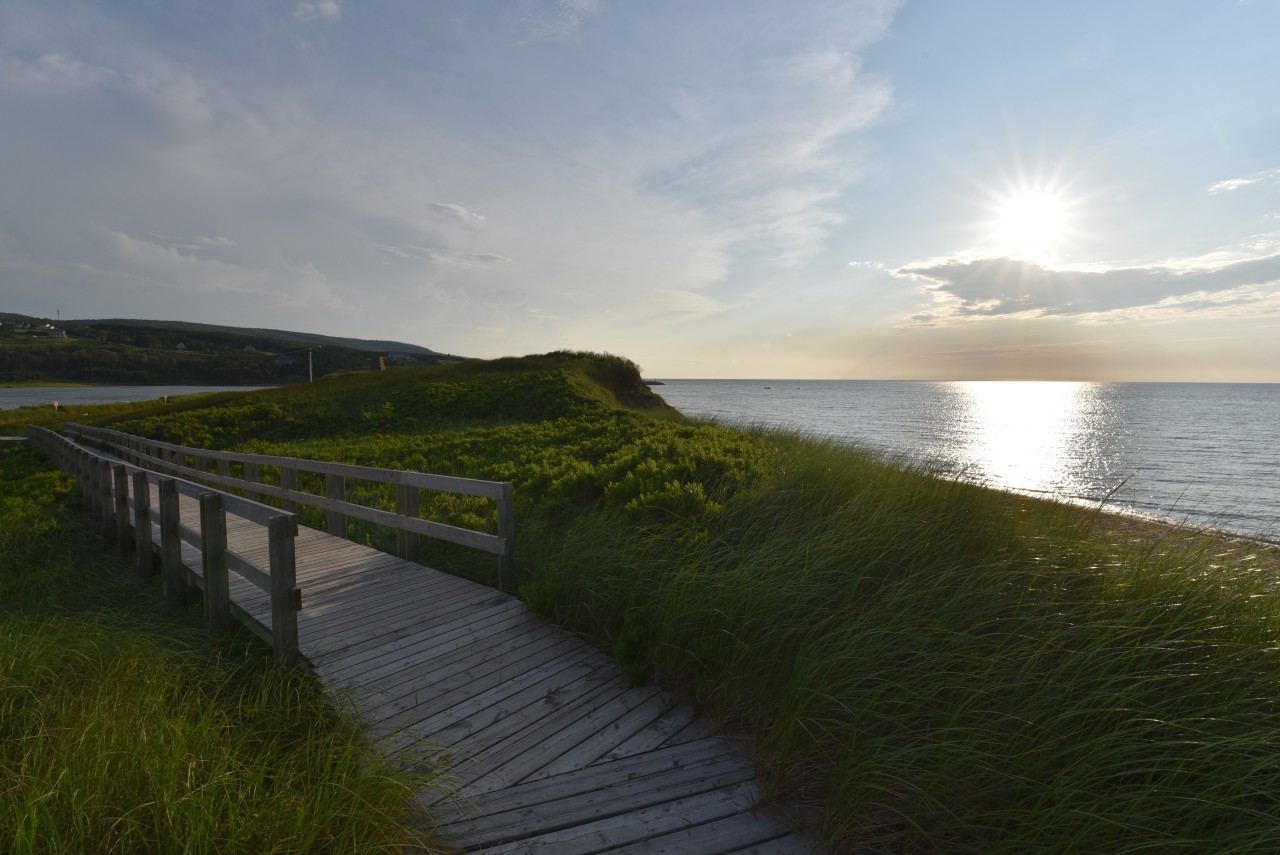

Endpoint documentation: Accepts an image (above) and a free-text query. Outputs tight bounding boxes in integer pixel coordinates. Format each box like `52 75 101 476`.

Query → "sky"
3 1 1280 381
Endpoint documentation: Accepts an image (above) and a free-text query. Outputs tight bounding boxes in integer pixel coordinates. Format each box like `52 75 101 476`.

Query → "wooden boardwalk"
156 486 823 853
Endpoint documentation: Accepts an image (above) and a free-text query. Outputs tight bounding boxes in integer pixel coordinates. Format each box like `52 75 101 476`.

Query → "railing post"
217 458 229 480
498 481 516 593
199 492 231 637
133 470 153 578
326 473 347 538
396 483 420 562
159 479 185 607
97 459 112 530
113 464 130 556
78 448 92 512
281 467 297 513
268 513 301 664
244 462 259 499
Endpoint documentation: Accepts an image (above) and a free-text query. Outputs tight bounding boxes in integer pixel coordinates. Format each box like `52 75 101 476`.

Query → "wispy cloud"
376 244 512 268
640 32 895 270
431 203 487 225
1208 167 1280 194
522 0 601 41
295 1 343 24
88 228 343 309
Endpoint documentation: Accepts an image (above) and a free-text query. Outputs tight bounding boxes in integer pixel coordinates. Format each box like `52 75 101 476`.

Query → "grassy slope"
0 446 446 854
14 351 1280 854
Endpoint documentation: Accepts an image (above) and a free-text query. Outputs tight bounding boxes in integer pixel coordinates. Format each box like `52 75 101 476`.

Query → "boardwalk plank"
380 646 608 748
601 704 700 762
429 738 733 819
324 613 547 687
315 598 527 673
455 780 760 852
531 688 676 779
605 811 794 854
351 628 584 725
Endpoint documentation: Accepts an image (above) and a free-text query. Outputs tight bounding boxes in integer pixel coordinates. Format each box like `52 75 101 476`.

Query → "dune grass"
0 445 445 854
520 434 1280 852
18 352 1280 853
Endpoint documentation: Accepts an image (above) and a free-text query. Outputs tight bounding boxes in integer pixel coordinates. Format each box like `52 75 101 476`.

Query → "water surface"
654 380 1279 537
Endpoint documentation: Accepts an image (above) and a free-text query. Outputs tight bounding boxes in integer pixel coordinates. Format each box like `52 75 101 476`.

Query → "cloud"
522 0 601 41
895 250 1280 324
431 203 487 225
376 244 513 268
1208 167 1280 194
640 35 895 269
79 228 344 310
295 1 343 24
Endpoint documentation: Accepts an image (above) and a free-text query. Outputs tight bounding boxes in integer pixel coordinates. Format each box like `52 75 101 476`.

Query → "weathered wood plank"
376 647 609 749
348 624 583 720
427 737 733 819
317 601 532 680
604 811 796 854
445 675 635 794
451 778 761 852
360 632 588 732
601 704 701 762
480 683 665 785
528 687 676 780
441 665 628 761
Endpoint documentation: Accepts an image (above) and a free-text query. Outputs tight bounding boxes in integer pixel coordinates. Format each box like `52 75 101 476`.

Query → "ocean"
652 380 1280 539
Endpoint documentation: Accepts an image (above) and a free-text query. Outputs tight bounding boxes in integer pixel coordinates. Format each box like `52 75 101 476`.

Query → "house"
175 342 187 350
243 344 257 352
46 328 68 339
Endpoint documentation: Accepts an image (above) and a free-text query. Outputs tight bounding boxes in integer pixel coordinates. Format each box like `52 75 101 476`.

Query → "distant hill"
0 313 468 384
71 318 460 357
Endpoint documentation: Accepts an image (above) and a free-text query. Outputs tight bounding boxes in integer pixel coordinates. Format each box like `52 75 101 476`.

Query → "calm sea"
653 380 1280 539
0 386 270 411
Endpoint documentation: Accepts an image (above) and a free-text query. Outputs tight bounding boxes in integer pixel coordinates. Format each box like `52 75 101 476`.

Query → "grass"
12 351 1280 853
523 436 1280 852
0 444 446 854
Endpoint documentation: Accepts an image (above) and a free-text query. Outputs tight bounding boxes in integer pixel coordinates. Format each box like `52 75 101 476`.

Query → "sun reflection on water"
946 381 1105 498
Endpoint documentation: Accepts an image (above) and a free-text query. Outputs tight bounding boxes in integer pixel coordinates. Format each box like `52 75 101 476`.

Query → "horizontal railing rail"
61 422 515 591
26 425 302 663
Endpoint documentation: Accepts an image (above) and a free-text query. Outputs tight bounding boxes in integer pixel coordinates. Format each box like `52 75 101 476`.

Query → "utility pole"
308 348 313 382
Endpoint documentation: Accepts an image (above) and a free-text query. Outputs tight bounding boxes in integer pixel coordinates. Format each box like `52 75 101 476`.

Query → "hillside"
14 352 1280 854
0 313 465 385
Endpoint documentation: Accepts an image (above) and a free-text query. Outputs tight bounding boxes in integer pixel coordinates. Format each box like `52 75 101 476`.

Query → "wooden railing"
26 425 302 663
60 422 515 592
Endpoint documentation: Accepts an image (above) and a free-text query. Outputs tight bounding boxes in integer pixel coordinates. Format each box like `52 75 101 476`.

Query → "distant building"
175 342 187 350
243 344 257 352
46 328 68 339
272 355 296 367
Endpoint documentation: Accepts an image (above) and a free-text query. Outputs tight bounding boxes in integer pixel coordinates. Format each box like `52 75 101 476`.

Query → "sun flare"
991 189 1070 261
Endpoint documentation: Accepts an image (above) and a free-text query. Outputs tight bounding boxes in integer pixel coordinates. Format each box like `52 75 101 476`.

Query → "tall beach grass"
0 445 445 854
519 431 1280 853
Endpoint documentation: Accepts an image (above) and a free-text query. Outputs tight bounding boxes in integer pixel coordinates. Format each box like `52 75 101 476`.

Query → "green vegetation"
0 313 459 384
12 350 1280 853
0 445 445 854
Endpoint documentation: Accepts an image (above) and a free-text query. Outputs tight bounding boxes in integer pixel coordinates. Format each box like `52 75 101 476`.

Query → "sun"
989 188 1072 263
